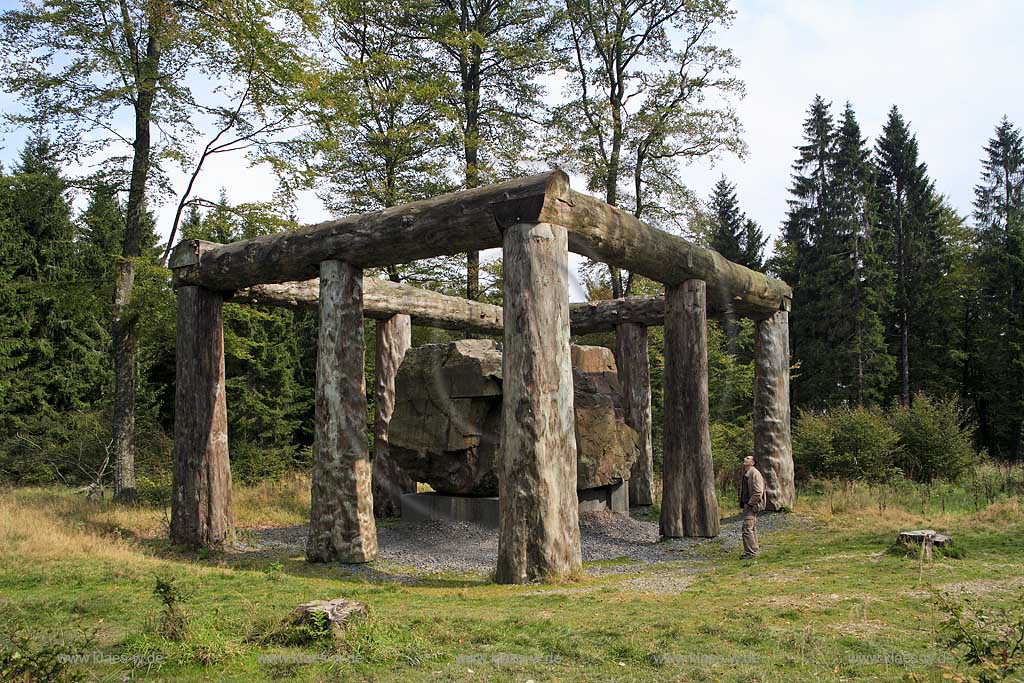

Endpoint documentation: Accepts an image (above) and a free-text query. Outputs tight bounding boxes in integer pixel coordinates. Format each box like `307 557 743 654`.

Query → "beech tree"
0 0 312 502
412 0 560 300
552 0 744 299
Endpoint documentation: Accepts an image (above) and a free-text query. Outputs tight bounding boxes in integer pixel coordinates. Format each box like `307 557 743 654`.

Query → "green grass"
1 475 1021 682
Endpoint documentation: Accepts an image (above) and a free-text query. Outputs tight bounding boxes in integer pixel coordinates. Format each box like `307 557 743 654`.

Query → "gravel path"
233 510 800 581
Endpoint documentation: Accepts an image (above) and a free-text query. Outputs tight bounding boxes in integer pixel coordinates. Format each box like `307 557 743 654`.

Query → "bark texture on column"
372 314 415 518
170 286 233 547
754 309 795 511
660 279 720 538
616 323 653 506
495 222 582 584
307 260 378 563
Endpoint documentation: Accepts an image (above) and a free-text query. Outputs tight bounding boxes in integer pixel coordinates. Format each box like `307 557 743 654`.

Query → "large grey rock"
388 340 638 496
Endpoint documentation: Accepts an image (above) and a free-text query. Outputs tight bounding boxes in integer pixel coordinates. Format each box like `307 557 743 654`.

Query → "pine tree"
972 117 1024 460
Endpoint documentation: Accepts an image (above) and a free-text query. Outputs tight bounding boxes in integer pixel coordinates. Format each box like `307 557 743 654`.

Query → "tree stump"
754 309 795 511
616 322 653 506
372 314 415 518
495 222 582 584
306 260 378 563
660 280 720 538
170 286 233 547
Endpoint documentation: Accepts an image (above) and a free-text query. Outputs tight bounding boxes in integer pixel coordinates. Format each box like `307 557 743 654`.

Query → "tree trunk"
754 310 795 511
616 322 653 506
496 222 582 584
660 279 719 538
111 263 137 503
372 314 415 518
112 34 160 504
307 259 378 563
170 286 233 547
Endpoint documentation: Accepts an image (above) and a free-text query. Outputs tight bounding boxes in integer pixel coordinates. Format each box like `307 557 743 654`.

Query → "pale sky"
1 0 1021 279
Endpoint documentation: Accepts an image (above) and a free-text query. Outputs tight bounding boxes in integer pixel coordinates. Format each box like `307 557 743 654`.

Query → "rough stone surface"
289 598 366 637
233 512 802 576
388 340 638 496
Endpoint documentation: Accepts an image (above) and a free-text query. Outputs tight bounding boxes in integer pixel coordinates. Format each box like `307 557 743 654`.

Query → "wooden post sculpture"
496 222 582 584
372 314 415 517
754 309 795 511
170 286 233 547
660 279 720 538
616 322 654 506
306 260 378 563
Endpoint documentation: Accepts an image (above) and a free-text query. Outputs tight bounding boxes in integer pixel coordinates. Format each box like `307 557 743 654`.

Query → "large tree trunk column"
616 322 653 506
754 309 795 511
660 279 720 538
372 314 415 518
496 222 582 584
170 286 233 547
307 260 378 563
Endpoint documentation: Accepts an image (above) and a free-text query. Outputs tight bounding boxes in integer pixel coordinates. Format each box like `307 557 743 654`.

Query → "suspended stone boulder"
387 340 638 496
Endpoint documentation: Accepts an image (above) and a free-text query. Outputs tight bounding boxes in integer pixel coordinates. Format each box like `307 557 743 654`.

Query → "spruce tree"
972 117 1024 460
709 177 746 264
707 176 766 270
874 106 947 407
830 103 894 405
778 95 836 407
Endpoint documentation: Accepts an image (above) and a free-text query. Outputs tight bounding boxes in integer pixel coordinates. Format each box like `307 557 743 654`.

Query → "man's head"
742 455 755 471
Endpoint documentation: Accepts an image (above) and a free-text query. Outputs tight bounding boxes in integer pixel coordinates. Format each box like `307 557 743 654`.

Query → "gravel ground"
233 510 800 581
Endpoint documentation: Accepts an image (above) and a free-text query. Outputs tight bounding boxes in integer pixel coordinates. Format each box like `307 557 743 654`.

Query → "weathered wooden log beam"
233 277 504 334
306 260 378 563
170 286 233 548
754 310 795 511
495 223 582 584
169 173 560 289
372 314 415 518
546 189 792 320
170 171 790 319
616 323 654 506
660 280 720 538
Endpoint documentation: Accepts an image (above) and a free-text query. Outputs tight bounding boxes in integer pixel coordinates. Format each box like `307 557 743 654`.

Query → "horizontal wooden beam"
170 172 561 290
232 278 504 334
547 189 791 320
235 279 771 333
170 171 791 319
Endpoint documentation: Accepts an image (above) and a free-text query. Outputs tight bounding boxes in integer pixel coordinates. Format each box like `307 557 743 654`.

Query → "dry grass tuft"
0 489 154 564
233 473 310 528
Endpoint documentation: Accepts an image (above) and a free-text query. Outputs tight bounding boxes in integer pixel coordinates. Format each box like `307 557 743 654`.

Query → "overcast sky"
1 0 1021 261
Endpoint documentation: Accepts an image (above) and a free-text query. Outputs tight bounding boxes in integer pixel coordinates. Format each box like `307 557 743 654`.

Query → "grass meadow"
1 468 1022 682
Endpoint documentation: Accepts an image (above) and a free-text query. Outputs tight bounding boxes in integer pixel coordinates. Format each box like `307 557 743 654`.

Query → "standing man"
740 455 766 559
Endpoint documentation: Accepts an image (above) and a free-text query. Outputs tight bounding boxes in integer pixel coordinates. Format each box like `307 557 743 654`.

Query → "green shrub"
890 395 977 483
710 419 753 491
794 406 900 482
154 575 192 642
934 590 1024 682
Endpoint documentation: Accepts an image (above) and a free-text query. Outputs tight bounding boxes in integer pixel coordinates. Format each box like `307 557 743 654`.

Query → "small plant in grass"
0 629 86 683
153 575 192 642
933 590 1024 682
